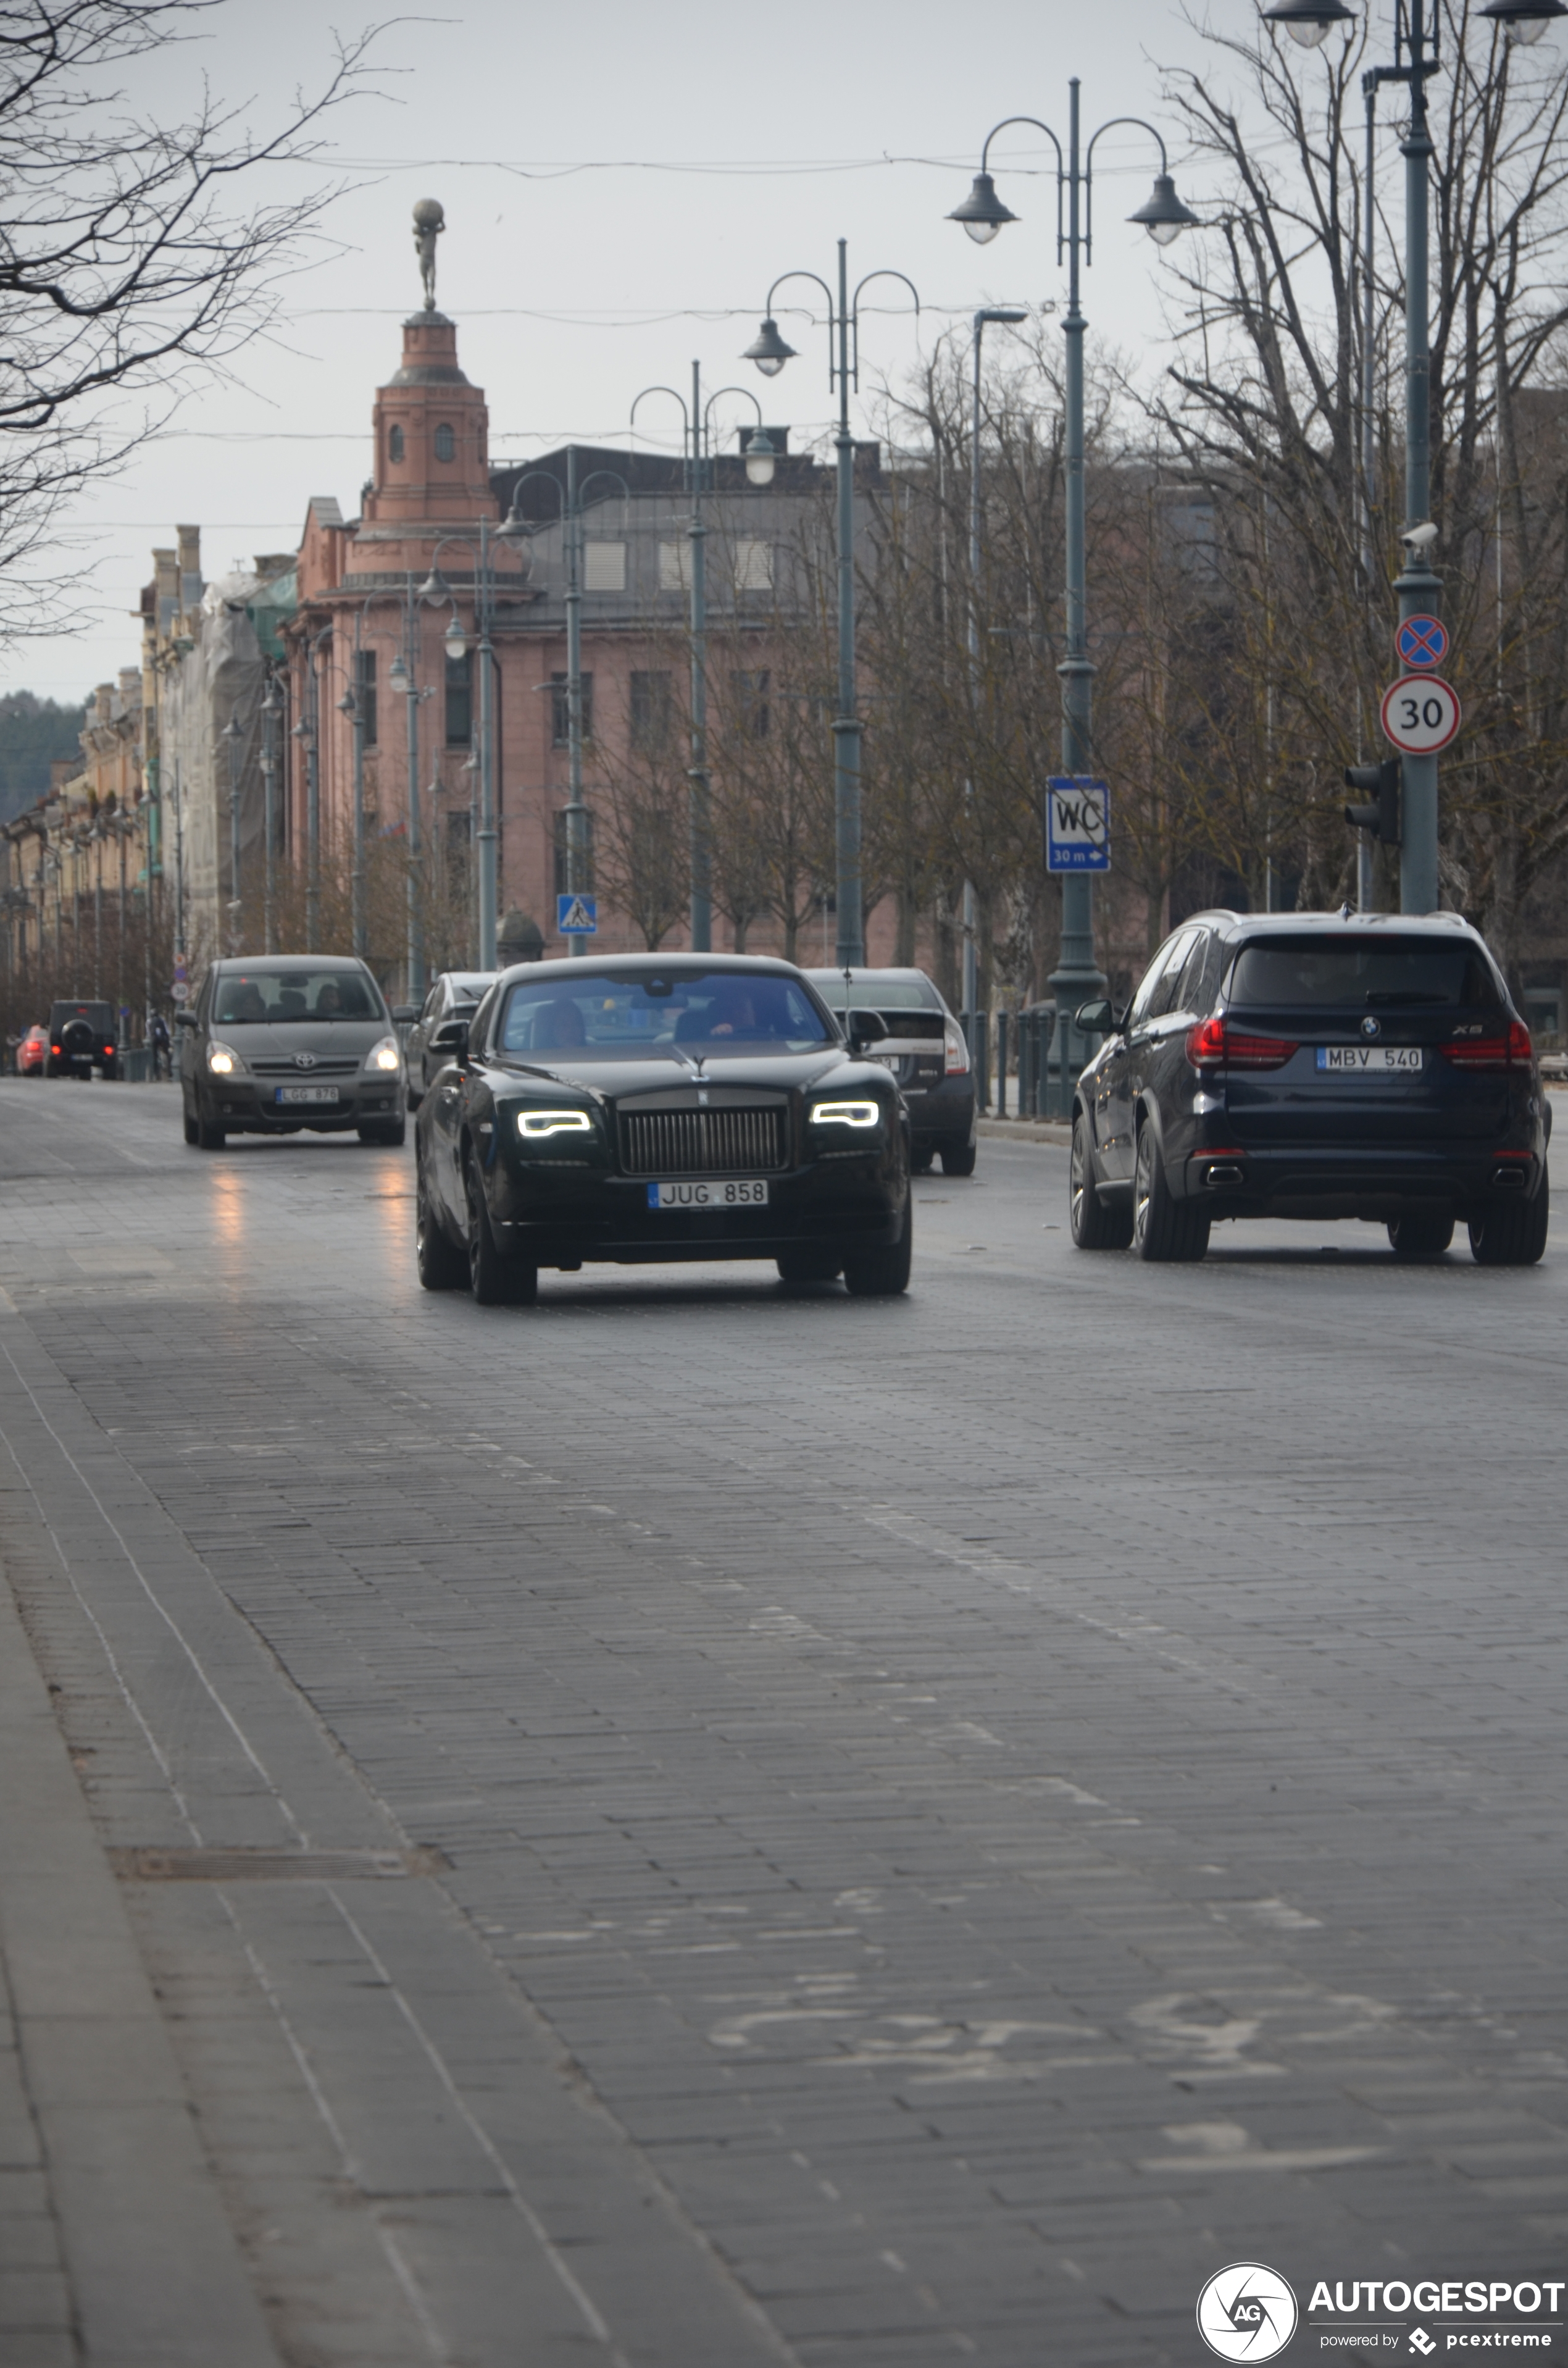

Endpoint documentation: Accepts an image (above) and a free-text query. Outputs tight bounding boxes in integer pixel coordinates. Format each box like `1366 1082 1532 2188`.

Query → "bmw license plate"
275 1086 340 1105
648 1179 770 1208
1316 1047 1423 1074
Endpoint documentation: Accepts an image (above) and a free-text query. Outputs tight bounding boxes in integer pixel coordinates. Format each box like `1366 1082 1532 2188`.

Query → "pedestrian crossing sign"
556 894 598 935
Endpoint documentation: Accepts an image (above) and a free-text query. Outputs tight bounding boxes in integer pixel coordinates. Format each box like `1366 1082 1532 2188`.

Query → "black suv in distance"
1070 913 1551 1266
47 1000 119 1079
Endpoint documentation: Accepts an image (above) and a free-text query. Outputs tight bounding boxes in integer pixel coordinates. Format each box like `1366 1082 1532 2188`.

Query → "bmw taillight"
1440 1020 1533 1071
1185 1017 1298 1071
944 1021 970 1076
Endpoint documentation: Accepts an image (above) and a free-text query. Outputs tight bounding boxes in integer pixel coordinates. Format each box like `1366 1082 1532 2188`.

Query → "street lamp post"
293 629 330 952
388 591 435 1002
744 242 920 970
630 370 774 953
950 96 1195 1090
338 664 367 959
260 677 282 954
1265 0 1566 911
964 307 1028 1019
417 519 530 971
221 710 244 954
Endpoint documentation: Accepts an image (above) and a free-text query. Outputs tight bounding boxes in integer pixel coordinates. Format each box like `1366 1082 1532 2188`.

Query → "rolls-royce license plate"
275 1086 341 1105
1316 1047 1423 1074
648 1179 770 1208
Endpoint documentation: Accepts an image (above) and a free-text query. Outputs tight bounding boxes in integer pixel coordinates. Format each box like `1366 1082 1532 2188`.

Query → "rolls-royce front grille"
620 1107 787 1176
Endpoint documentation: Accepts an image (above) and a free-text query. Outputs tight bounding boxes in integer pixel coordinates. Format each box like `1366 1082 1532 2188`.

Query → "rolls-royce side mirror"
431 1017 469 1053
847 1008 886 1052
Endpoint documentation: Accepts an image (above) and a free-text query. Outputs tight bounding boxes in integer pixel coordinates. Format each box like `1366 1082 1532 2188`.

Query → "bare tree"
0 0 379 634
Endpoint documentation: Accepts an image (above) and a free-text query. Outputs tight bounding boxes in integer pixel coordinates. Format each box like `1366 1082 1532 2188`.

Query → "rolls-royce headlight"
365 1034 402 1073
809 1099 880 1128
206 1040 243 1076
517 1108 593 1139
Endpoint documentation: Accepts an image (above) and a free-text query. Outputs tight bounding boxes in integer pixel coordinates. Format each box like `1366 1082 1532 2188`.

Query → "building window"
355 650 377 748
734 539 774 593
433 422 455 463
553 808 596 898
583 541 627 593
445 648 472 746
630 670 671 751
550 671 593 747
658 540 689 593
730 669 770 739
388 424 404 465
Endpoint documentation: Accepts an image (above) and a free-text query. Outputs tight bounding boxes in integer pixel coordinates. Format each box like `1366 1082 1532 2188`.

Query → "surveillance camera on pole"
1399 520 1440 551
1344 758 1402 846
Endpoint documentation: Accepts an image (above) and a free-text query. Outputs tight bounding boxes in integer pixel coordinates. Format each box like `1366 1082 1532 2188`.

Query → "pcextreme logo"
1198 2264 1300 2361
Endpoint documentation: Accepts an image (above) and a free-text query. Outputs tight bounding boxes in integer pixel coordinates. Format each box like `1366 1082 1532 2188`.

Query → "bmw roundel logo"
1361 1016 1380 1040
293 1051 318 1070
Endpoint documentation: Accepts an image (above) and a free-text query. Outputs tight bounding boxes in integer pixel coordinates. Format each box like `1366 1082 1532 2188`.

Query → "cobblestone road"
1 1077 1565 2367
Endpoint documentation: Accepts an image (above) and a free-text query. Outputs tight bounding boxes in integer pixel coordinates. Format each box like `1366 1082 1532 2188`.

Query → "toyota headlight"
809 1099 880 1128
206 1040 243 1076
366 1034 402 1074
517 1108 593 1139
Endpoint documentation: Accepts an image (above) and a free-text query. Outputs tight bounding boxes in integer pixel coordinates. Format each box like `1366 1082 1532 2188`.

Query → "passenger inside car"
532 1000 588 1051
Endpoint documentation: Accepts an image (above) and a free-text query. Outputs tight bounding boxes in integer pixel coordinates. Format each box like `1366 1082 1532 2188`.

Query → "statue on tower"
412 199 444 311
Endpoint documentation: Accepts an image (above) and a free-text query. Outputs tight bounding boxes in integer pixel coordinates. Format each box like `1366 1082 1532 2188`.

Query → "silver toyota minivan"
177 956 412 1150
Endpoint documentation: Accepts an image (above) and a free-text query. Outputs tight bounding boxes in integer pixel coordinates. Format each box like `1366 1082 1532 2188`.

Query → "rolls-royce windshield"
498 972 836 1060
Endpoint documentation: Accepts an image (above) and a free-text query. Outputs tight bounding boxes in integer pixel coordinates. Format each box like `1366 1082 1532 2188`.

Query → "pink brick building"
285 304 890 993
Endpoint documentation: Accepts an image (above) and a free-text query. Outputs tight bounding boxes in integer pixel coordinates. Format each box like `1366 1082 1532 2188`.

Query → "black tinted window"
1148 930 1200 1019
1128 935 1183 1026
1228 937 1501 1009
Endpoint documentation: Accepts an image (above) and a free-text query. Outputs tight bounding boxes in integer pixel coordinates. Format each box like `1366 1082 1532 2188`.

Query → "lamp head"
948 170 1019 245
1261 0 1356 43
444 619 467 663
743 429 777 488
222 713 243 740
1479 0 1568 38
388 653 409 688
1129 173 1201 246
743 317 797 378
337 690 356 716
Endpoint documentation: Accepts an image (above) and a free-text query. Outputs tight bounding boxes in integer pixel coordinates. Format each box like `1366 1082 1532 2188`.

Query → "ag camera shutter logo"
1197 2263 1299 2360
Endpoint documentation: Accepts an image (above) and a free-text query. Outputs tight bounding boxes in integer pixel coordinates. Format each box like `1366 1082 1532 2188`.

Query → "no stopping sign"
1381 673 1461 755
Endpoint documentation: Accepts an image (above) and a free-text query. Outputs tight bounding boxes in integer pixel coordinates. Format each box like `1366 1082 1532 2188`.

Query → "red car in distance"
17 1025 47 1076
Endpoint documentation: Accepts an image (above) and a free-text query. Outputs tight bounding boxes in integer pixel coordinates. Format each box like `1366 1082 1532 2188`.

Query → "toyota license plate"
1316 1047 1424 1073
275 1086 341 1105
648 1179 770 1208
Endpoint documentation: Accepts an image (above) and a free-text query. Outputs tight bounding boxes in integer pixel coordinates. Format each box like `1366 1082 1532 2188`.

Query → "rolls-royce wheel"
842 1200 912 1297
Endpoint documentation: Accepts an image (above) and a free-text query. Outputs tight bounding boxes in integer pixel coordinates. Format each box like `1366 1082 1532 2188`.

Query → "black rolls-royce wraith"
414 955 913 1304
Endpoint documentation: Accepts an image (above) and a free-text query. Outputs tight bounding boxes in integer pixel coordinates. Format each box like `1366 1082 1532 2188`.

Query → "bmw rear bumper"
1180 1139 1545 1222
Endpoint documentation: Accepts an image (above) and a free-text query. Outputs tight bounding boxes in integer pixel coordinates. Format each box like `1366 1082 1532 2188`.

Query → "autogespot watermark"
1198 2270 1566 2358
1198 2265 1300 2361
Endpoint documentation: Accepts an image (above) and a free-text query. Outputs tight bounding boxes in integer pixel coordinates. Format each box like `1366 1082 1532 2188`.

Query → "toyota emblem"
293 1051 317 1069
1361 1016 1380 1040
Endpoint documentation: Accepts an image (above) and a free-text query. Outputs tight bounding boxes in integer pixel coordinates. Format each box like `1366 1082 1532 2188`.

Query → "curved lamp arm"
849 269 921 391
978 115 1067 259
1084 115 1173 261
501 468 567 534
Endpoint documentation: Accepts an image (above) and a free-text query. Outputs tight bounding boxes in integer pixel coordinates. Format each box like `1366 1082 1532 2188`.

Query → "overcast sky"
12 0 1262 706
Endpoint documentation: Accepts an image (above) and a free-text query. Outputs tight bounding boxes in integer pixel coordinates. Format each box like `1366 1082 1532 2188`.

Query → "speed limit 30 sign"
1381 672 1461 755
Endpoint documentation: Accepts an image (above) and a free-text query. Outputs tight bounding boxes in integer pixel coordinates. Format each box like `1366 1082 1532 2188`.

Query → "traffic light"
1343 758 1401 846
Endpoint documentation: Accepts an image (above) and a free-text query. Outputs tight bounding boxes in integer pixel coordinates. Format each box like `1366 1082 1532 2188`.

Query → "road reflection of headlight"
517 1108 593 1138
809 1099 880 1128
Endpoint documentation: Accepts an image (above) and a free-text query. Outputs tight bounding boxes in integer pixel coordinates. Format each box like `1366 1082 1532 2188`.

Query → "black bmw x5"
1070 912 1551 1265
414 955 912 1304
